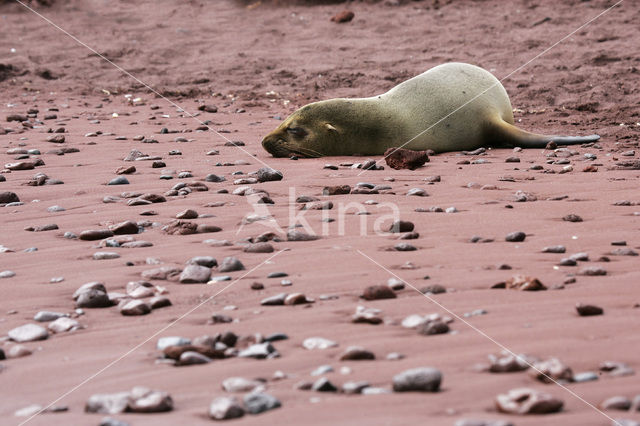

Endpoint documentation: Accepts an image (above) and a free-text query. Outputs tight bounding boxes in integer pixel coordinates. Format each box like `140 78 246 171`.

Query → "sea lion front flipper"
485 118 600 148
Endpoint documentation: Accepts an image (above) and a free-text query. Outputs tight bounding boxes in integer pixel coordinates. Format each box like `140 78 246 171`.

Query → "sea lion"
261 62 599 157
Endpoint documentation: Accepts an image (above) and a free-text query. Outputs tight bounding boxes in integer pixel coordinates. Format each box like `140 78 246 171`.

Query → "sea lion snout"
261 134 289 157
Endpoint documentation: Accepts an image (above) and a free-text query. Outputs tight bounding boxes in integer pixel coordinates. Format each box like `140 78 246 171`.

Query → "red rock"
331 10 354 23
384 147 430 170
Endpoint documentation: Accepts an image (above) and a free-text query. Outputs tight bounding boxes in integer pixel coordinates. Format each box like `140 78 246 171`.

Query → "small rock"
179 351 212 365
542 245 566 253
287 229 319 241
256 167 283 182
384 147 429 170
505 231 526 242
600 396 632 411
208 396 244 420
108 176 129 185
331 10 354 23
387 220 415 233
361 285 396 300
8 323 48 342
85 392 132 415
529 358 573 383
80 229 114 241
303 337 338 350
222 377 264 393
393 367 442 392
417 320 449 336
218 257 245 273
119 300 151 316
34 311 66 322
579 266 607 276
312 377 338 392
339 346 375 361
576 303 603 316
323 185 351 195
562 214 583 222
179 264 211 283
48 317 80 333
176 209 198 219
504 275 546 291
495 388 563 414
243 392 281 414
244 242 275 253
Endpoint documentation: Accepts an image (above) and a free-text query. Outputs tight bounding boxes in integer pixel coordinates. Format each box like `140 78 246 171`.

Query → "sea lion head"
261 102 341 158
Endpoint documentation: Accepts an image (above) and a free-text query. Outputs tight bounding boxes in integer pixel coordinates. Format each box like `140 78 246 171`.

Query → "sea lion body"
261 62 599 157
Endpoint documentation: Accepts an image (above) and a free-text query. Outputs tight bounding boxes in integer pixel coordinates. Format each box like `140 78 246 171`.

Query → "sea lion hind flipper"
485 119 600 148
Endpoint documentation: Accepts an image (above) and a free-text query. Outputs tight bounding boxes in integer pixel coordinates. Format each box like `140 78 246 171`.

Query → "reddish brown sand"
1 0 639 425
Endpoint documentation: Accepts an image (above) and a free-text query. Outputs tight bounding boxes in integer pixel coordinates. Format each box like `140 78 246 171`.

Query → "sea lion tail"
486 119 600 148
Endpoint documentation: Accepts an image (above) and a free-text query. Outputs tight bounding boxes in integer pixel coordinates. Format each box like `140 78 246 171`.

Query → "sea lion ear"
325 123 338 132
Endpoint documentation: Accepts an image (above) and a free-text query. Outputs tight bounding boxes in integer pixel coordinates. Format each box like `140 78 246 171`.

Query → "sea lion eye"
287 127 307 137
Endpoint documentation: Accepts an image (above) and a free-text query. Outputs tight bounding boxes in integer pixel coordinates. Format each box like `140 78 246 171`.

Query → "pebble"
394 242 417 251
93 252 121 260
529 358 573 383
258 292 287 306
502 275 546 291
244 242 275 253
47 205 65 212
34 311 66 322
204 173 226 183
8 323 49 342
179 264 211 283
352 306 383 324
0 191 20 204
25 223 59 232
268 272 288 278
339 346 375 361
388 220 414 233
108 176 129 185
0 270 16 278
600 361 635 377
179 351 212 365
222 377 265 393
417 320 449 336
303 337 338 350
157 336 191 350
420 284 446 295
218 257 245 272
342 381 371 394
579 266 607 276
495 388 563 414
505 231 526 242
284 293 313 305
407 188 428 196
323 185 351 195
238 342 277 359
600 396 632 410
48 317 80 333
120 300 151 316
86 387 172 414
187 256 218 268
208 397 245 420
542 245 566 253
361 285 396 300
610 248 638 256
150 296 171 309
80 229 114 240
563 213 583 222
393 367 442 392
488 353 533 373
243 392 281 414
312 377 338 392
7 344 32 358
287 229 319 241
576 303 604 316
572 371 598 382
256 167 283 182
